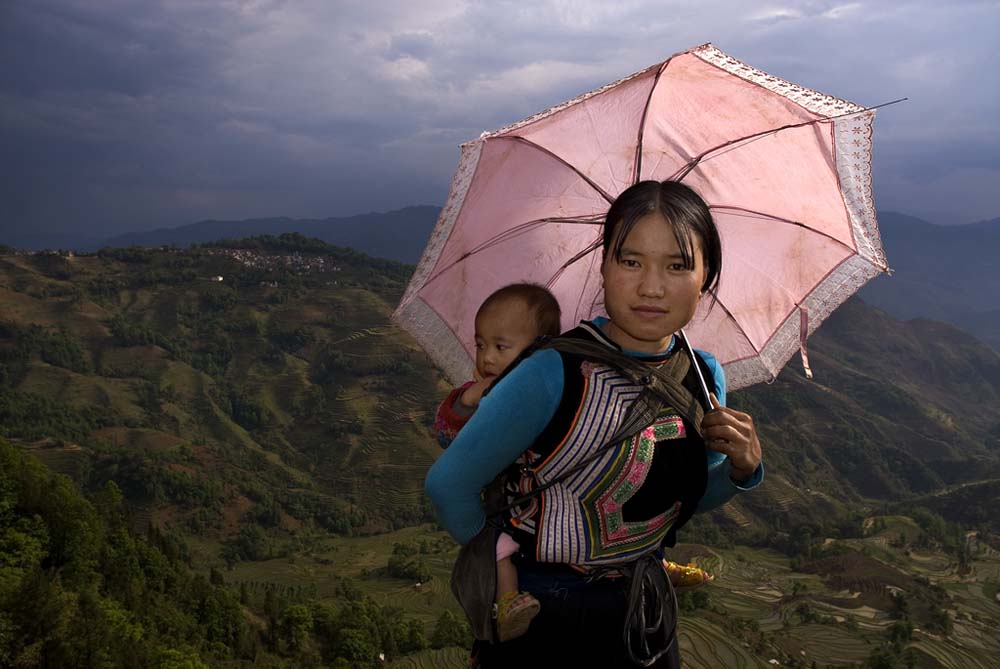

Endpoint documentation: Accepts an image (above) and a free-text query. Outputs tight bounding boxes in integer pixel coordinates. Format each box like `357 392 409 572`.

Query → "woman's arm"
695 350 764 513
425 349 564 544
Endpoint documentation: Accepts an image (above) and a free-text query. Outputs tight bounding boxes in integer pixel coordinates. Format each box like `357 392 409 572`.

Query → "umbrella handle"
678 329 714 409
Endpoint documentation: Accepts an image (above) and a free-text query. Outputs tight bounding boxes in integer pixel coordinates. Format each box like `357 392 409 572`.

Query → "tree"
430 610 471 650
154 648 210 669
333 627 378 665
281 604 314 652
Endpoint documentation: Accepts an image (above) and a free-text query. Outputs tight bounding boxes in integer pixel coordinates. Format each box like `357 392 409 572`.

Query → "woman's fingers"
703 423 743 443
701 401 762 475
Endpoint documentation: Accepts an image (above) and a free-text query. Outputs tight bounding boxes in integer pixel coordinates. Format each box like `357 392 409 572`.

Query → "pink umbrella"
393 43 889 391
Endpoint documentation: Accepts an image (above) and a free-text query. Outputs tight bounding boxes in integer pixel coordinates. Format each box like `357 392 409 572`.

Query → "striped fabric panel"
535 363 645 563
537 365 639 482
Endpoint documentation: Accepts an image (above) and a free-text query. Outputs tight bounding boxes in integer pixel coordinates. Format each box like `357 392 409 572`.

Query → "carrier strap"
488 334 703 516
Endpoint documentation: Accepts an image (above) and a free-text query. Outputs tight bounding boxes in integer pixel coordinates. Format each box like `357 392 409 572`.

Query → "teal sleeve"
695 348 726 406
424 349 564 544
694 349 764 513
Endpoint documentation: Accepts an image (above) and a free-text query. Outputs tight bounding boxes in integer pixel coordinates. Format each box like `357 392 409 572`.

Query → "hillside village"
204 247 344 276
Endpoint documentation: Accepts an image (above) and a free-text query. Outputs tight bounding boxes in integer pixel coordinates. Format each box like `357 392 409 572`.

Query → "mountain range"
2 239 996 537
5 207 995 350
860 212 1000 350
2 206 441 264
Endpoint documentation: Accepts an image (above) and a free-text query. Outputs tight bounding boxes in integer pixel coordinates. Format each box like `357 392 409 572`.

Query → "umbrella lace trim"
724 254 883 391
692 44 864 118
398 141 483 310
835 112 887 269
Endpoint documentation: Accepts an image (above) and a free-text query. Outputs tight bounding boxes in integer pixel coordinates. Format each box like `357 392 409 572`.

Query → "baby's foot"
663 560 714 591
495 591 541 642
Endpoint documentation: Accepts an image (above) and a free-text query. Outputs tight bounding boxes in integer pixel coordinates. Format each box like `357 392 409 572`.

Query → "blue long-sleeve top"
426 323 764 545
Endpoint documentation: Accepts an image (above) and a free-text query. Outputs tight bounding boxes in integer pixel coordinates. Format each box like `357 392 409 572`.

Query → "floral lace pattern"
692 44 864 118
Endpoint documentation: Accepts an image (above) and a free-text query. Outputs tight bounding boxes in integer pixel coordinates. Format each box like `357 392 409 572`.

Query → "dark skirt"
473 561 681 669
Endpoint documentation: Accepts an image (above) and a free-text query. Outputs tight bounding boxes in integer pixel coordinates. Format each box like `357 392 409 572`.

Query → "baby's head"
474 283 561 380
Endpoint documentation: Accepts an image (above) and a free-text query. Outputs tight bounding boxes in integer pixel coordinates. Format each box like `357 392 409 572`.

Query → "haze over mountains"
2 207 441 265
10 206 992 350
860 212 1000 351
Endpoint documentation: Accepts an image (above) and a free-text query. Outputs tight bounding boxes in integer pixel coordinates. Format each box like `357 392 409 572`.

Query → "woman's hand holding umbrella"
701 393 762 483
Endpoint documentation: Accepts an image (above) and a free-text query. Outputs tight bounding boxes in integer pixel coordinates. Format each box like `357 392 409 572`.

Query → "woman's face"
600 212 707 354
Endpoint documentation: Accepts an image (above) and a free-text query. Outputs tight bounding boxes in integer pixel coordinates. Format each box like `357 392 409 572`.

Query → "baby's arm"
434 381 476 449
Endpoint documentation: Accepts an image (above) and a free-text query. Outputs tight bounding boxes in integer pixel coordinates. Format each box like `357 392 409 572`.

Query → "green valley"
2 237 999 668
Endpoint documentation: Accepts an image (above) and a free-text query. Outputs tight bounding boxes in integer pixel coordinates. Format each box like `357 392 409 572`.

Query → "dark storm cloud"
1 0 998 246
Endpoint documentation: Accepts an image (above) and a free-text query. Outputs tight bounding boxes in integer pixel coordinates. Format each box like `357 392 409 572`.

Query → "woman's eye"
497 345 508 351
621 258 640 268
475 343 484 350
668 263 687 271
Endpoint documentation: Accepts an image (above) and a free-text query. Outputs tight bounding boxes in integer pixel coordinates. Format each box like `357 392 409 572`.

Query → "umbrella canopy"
393 43 888 391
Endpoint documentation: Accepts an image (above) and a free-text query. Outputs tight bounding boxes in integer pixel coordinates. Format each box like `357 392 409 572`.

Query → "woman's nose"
638 268 666 297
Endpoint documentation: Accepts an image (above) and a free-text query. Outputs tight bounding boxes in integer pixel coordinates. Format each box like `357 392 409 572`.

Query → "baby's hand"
458 376 495 412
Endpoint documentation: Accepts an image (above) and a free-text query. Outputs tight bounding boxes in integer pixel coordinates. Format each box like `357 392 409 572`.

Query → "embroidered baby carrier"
451 324 715 658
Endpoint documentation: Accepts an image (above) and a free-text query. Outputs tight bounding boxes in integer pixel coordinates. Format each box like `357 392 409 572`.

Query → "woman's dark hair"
477 283 562 337
603 180 721 296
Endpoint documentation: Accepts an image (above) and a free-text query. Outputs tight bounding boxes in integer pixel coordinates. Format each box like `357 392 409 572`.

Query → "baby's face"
474 299 540 381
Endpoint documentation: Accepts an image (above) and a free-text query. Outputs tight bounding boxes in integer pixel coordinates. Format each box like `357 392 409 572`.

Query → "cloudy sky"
2 0 998 244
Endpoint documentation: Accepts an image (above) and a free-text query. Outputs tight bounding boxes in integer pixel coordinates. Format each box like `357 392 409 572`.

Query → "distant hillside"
4 240 1000 667
860 212 1000 350
0 236 447 543
96 206 441 264
2 241 998 540
8 206 997 350
726 297 1000 535
0 206 442 263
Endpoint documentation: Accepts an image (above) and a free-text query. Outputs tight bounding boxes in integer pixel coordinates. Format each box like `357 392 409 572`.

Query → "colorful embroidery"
531 361 691 565
581 416 685 558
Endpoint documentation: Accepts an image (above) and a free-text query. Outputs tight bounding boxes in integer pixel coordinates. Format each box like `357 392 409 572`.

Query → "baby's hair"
477 283 562 337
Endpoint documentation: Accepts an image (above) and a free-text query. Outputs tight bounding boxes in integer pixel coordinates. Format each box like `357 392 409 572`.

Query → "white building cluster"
206 248 343 275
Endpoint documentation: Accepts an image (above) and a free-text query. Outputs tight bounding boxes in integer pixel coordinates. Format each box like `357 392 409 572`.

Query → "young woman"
425 180 764 668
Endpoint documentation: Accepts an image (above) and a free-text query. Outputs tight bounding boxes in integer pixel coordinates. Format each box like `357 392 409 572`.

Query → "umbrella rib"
673 116 834 180
672 100 904 181
710 205 857 254
633 59 672 184
705 297 759 358
424 215 604 285
544 237 604 290
572 247 603 323
506 136 616 204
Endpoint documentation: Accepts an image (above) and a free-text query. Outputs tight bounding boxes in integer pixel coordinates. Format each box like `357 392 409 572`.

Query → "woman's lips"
632 305 667 319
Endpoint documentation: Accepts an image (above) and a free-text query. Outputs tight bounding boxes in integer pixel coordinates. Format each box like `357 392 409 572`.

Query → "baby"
435 283 561 642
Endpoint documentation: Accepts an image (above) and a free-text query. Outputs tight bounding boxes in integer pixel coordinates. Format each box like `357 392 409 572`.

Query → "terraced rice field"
227 525 464 629
910 636 994 669
214 516 1000 667
907 550 954 578
385 647 466 668
21 442 88 478
781 623 873 664
679 617 768 668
